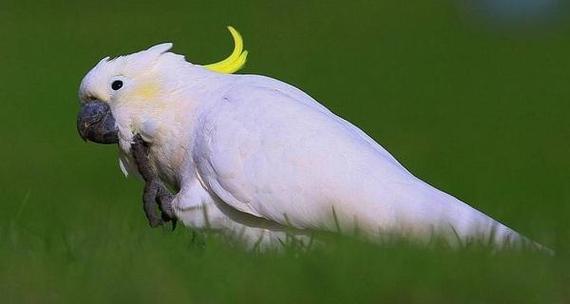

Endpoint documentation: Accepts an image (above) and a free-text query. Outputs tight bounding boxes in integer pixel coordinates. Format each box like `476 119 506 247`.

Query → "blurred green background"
1 0 569 303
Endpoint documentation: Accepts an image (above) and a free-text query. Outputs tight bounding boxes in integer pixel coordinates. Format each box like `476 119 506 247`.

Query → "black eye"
111 80 123 90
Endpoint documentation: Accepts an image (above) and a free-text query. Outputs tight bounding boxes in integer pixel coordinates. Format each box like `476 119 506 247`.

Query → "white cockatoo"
77 27 541 249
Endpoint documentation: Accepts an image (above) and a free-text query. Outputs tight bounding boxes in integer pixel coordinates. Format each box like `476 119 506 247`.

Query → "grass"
2 221 567 303
1 0 569 303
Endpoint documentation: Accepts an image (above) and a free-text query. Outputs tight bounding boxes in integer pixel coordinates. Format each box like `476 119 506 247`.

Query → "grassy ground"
1 1 569 303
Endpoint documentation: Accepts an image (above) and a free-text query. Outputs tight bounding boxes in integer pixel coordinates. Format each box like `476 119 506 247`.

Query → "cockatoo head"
77 26 247 145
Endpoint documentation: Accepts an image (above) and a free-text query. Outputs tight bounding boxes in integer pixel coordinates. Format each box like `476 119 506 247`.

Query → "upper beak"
77 100 119 144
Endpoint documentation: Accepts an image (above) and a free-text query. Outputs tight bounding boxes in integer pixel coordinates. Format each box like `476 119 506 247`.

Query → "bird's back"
194 73 523 246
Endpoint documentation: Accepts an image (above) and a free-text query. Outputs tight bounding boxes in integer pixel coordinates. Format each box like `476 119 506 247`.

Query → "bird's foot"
132 134 177 230
157 185 177 231
142 177 178 229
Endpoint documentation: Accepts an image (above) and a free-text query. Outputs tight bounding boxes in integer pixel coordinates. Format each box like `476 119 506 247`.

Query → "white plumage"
79 42 535 249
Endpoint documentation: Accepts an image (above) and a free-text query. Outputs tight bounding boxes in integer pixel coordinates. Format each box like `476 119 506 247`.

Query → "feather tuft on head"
147 43 173 54
203 26 248 74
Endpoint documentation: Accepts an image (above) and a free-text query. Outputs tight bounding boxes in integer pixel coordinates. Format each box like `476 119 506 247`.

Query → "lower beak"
77 100 119 144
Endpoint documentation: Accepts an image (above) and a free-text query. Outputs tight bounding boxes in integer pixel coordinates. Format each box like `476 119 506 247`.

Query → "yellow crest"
204 26 248 74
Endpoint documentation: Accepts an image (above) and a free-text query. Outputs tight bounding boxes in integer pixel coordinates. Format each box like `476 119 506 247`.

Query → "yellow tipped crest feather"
204 26 248 74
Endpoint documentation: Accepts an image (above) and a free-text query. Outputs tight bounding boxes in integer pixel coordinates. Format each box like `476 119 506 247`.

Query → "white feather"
188 74 522 246
79 44 543 250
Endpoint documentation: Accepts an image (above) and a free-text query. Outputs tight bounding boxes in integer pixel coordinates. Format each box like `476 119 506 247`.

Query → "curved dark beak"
77 100 119 144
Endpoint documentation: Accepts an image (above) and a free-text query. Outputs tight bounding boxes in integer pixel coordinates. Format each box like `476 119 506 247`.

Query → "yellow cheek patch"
204 26 248 74
133 83 160 100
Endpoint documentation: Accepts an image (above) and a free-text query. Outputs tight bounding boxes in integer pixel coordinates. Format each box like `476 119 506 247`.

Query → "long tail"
429 186 553 254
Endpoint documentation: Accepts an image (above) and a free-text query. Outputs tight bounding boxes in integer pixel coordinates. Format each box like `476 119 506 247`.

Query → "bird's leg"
131 134 155 182
131 134 176 228
143 179 163 227
131 135 163 227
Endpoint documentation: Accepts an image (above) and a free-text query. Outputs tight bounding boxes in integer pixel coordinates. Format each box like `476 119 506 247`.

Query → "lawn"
1 1 569 303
